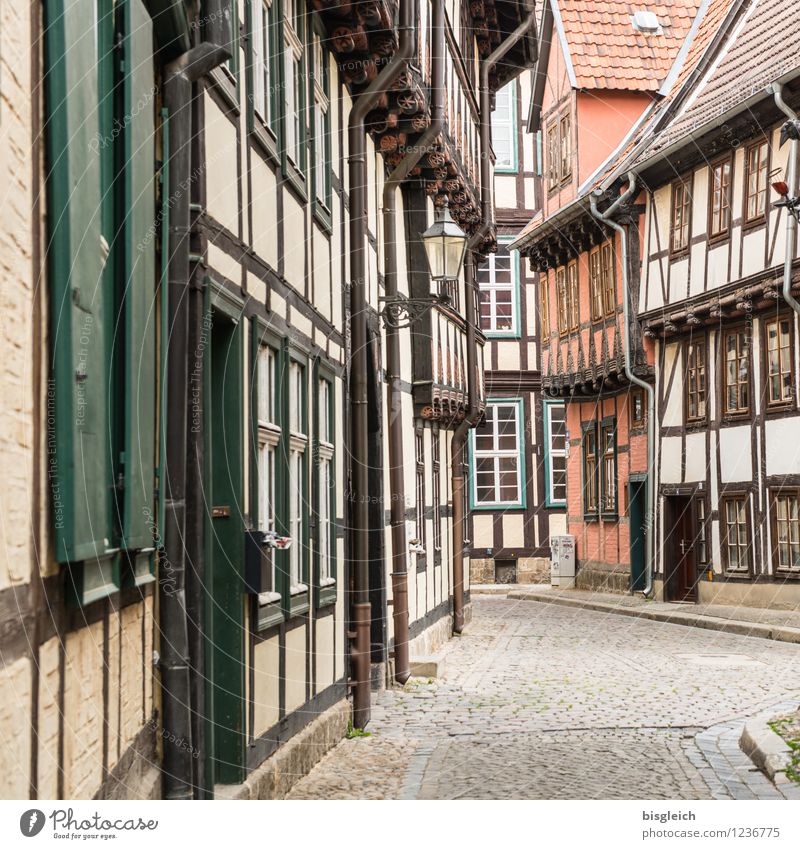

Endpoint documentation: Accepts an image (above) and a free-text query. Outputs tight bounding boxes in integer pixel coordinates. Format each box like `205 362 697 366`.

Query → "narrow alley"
289 598 800 800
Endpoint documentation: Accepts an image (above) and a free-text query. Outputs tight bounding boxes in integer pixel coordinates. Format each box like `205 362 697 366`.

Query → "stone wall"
470 557 550 585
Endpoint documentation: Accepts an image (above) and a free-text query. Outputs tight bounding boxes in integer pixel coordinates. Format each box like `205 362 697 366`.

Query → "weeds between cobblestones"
287 598 800 800
769 711 800 784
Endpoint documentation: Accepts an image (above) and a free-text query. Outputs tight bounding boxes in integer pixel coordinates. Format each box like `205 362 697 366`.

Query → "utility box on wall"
550 535 576 589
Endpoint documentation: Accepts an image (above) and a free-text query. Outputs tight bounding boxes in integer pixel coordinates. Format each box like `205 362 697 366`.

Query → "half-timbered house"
510 0 704 593
629 0 800 607
468 67 560 586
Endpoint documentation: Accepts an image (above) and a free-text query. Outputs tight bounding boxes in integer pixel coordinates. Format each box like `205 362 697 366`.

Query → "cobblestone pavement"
288 598 800 799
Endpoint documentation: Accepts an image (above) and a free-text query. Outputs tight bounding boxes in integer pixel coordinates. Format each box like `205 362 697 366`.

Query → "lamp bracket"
379 293 450 329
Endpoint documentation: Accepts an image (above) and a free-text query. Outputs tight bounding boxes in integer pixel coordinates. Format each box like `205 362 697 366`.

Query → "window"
765 316 793 407
257 343 281 601
630 387 646 429
560 113 572 180
540 278 550 338
709 159 731 237
745 140 769 222
556 267 568 335
478 241 518 336
251 0 277 135
722 495 750 573
695 498 708 566
600 419 617 516
601 242 615 316
567 260 579 331
492 81 517 171
670 179 692 253
311 30 332 214
772 490 800 572
723 328 750 415
471 400 525 508
544 401 566 506
315 373 336 603
582 423 598 516
288 360 307 594
547 111 571 188
547 122 559 188
686 338 707 422
589 247 603 321
415 426 426 562
45 1 158 602
283 0 305 173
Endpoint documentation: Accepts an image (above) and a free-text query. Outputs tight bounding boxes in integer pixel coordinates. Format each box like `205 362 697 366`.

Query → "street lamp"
379 201 468 329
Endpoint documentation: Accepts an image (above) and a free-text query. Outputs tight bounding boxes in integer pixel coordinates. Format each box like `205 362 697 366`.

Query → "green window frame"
582 421 599 520
543 400 567 508
281 0 307 193
208 0 241 110
311 25 333 227
44 0 157 605
600 417 617 519
283 344 310 617
247 0 280 161
469 398 527 510
492 80 518 173
478 238 521 337
313 361 337 608
250 318 285 630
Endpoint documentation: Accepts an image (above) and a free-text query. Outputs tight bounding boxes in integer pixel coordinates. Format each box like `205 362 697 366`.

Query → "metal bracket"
378 293 450 329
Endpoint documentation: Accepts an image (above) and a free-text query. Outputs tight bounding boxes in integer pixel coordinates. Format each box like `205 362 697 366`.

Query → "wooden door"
665 495 697 602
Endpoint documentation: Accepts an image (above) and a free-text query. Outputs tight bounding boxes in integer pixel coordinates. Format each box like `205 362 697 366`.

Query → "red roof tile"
557 0 702 91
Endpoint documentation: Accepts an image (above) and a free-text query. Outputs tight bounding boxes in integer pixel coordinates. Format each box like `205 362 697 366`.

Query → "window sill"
485 330 521 340
742 214 767 232
250 120 281 169
601 512 619 522
208 66 239 115
282 160 308 204
765 401 796 415
708 229 731 246
470 502 526 511
312 200 333 235
317 581 337 608
583 512 600 523
255 597 284 631
721 411 751 424
287 588 309 618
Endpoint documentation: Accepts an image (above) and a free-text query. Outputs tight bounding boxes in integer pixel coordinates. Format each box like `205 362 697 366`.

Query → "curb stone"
502 590 800 645
740 710 798 785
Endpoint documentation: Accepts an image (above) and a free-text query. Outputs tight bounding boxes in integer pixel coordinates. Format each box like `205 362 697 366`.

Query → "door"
664 495 697 602
206 310 245 786
628 479 647 592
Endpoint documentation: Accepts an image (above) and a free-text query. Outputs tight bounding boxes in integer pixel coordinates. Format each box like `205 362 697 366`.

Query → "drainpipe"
590 172 656 598
451 9 538 633
381 0 433 686
348 0 415 728
161 38 229 800
771 84 800 317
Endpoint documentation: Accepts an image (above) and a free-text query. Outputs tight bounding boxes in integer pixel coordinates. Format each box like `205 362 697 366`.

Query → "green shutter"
44 0 114 563
119 0 157 550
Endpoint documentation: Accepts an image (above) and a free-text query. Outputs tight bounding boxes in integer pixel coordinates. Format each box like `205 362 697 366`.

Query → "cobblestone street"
289 598 800 800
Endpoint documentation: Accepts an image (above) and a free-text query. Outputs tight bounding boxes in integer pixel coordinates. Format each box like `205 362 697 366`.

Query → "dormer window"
547 110 572 190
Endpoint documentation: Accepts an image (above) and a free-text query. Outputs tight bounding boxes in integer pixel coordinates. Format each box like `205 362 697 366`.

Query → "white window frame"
478 239 520 337
312 31 331 212
257 344 281 604
470 399 526 509
492 81 517 172
283 3 303 169
288 360 308 594
543 401 567 507
317 377 335 587
252 0 276 131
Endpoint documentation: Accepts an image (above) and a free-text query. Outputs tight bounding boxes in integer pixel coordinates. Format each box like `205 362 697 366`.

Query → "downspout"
589 172 656 598
161 38 229 800
771 84 800 317
348 0 415 728
381 0 432 686
452 9 538 634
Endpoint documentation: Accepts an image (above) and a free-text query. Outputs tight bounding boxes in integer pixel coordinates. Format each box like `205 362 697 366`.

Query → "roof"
643 0 800 154
555 0 702 91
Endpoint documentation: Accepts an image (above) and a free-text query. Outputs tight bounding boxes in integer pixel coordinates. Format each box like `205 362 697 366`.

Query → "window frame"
720 492 752 575
589 245 603 322
559 112 572 182
281 0 307 197
694 496 709 567
721 326 752 419
629 386 646 431
432 426 442 566
600 417 617 519
543 400 567 508
670 177 692 256
539 275 550 339
470 398 527 510
547 109 572 190
582 420 599 520
247 0 280 164
492 80 518 173
478 238 521 338
313 361 337 607
547 120 559 189
685 336 708 425
600 242 615 317
566 259 579 332
763 314 795 411
708 156 732 240
744 139 769 225
770 488 800 574
310 22 333 229
414 423 427 570
556 267 568 336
